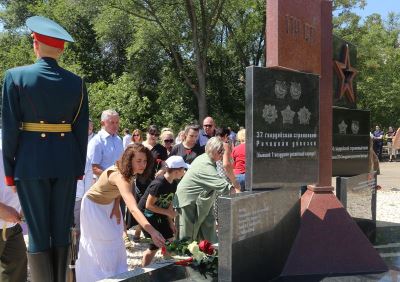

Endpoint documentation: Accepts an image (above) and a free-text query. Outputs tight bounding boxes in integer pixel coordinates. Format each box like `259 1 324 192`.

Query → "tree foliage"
333 8 400 128
0 0 399 133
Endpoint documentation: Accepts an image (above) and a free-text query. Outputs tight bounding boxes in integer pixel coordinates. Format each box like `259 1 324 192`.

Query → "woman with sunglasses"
174 137 237 243
160 129 175 155
143 125 168 172
131 129 143 144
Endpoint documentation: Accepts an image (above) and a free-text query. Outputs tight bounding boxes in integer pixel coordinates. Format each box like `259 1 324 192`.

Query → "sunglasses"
132 134 140 137
204 124 213 128
164 139 174 143
149 133 160 137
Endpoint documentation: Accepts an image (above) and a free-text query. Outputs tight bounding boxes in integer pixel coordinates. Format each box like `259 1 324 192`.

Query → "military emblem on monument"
274 80 288 99
262 104 278 124
351 120 360 134
290 82 302 100
297 106 311 125
338 120 348 134
334 43 357 104
281 105 295 124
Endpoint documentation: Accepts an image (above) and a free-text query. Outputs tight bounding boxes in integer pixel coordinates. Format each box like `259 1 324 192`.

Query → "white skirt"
76 195 127 282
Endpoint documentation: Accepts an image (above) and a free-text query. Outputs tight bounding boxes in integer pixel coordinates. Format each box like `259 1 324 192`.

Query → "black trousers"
373 141 383 160
16 178 77 252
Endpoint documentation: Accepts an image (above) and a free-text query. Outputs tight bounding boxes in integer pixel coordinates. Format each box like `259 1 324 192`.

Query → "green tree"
2 0 387 131
88 73 153 131
92 0 229 121
355 14 400 127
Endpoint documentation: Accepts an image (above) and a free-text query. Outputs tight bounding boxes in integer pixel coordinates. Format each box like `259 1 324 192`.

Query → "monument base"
219 188 300 281
281 187 387 278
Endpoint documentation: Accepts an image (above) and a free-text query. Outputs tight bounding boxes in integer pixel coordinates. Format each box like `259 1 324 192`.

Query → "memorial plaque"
332 107 370 176
218 189 300 282
246 66 319 189
333 37 358 109
336 172 377 242
266 0 322 74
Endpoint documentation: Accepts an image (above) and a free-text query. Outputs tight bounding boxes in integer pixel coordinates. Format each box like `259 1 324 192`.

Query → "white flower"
188 241 199 254
188 241 206 262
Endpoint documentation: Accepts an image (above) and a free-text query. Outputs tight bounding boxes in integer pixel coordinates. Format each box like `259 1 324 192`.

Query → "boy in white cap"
139 155 190 266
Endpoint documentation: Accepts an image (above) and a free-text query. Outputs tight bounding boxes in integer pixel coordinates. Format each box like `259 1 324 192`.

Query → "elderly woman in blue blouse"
174 137 236 243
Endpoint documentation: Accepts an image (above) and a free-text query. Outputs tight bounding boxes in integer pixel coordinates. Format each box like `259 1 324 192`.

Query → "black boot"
53 246 70 282
28 250 54 282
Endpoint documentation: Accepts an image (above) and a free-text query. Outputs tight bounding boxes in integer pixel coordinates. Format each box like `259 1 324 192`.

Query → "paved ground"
370 161 400 225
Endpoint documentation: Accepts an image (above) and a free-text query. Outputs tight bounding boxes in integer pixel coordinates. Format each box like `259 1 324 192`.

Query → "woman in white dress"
76 143 165 282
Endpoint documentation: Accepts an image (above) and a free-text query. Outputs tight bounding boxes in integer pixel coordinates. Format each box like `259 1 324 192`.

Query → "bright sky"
352 0 400 20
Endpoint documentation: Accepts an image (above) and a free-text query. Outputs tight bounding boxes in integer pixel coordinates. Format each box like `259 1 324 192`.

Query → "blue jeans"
235 173 246 191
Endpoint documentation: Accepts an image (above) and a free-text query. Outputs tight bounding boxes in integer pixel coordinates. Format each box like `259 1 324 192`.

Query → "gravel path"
125 231 165 270
375 162 400 225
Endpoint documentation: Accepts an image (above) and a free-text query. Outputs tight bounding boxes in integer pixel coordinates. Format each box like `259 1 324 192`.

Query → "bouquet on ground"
162 238 218 276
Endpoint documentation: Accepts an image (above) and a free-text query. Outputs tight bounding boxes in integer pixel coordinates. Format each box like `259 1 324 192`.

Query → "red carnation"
198 240 214 255
161 246 167 255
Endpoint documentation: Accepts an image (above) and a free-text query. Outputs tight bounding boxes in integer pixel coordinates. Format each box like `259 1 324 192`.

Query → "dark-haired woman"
143 125 168 173
76 144 165 282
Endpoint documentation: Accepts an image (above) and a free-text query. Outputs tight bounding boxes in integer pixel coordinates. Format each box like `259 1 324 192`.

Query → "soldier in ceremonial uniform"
1 16 88 282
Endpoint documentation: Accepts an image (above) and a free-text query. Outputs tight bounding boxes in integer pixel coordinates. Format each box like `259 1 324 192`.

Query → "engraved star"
334 44 358 103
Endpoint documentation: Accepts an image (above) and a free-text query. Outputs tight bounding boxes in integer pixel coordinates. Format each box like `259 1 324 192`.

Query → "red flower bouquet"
165 238 218 276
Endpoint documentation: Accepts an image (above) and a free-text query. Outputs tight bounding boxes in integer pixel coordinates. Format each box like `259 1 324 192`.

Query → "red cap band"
33 32 65 50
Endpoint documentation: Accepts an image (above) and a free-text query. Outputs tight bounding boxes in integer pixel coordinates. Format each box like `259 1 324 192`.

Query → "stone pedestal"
281 188 387 277
218 189 299 281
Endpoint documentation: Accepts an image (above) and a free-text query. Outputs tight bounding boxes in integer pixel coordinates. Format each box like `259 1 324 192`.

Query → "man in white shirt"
86 110 129 245
87 109 124 179
0 133 27 281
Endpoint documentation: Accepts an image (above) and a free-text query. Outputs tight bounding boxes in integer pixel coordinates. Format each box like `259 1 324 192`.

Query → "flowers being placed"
163 238 218 276
188 241 207 262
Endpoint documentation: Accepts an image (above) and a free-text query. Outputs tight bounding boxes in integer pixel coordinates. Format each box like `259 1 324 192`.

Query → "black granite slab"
246 66 319 189
336 172 377 242
332 107 370 176
218 188 300 281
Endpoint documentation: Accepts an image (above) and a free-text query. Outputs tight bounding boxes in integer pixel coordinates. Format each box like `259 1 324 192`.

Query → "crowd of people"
0 16 247 282
73 111 246 280
1 106 248 281
371 125 400 162
2 14 398 282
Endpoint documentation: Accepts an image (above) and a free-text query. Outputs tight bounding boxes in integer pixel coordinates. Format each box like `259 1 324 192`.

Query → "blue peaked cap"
26 16 74 43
